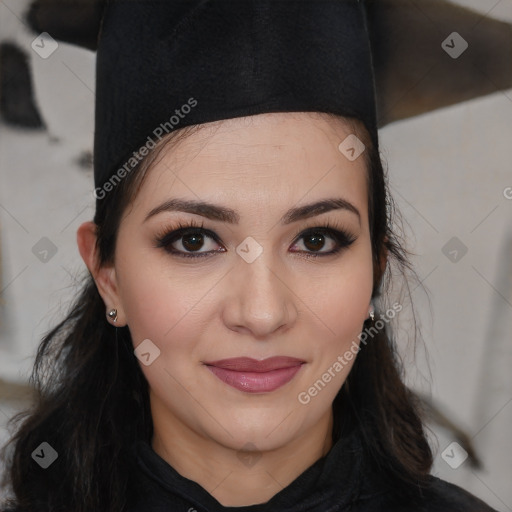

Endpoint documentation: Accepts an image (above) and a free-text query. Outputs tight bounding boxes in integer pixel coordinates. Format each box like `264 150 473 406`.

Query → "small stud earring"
368 304 375 322
107 308 118 323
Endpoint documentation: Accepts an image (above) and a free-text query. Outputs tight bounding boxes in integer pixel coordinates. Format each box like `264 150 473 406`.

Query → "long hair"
0 115 432 512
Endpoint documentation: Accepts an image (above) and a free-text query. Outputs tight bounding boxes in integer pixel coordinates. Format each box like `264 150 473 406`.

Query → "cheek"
115 251 203 348
117 235 373 356
304 246 373 336
298 242 373 391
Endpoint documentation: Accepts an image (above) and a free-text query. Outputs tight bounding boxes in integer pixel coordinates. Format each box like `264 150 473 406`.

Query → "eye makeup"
153 218 357 260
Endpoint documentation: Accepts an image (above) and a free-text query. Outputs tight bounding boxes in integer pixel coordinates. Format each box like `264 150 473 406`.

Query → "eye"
154 220 224 259
289 221 357 258
154 219 357 259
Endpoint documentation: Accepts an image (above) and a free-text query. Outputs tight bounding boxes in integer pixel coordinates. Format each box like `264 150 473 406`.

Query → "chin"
201 410 306 452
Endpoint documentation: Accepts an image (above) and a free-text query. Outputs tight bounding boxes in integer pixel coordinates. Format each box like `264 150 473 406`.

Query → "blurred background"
0 0 511 509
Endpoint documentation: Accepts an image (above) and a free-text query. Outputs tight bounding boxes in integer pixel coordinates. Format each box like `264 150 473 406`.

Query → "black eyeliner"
153 219 357 259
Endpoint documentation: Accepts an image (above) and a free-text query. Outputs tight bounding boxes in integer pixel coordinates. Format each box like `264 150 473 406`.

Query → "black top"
124 428 499 512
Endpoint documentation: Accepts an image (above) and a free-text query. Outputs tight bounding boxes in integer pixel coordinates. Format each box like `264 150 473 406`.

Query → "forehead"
130 112 369 223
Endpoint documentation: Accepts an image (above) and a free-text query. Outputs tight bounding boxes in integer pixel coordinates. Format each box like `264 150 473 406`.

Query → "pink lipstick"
204 356 304 393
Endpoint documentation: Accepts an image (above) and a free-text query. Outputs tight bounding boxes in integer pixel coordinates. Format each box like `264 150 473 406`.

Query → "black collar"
129 427 367 512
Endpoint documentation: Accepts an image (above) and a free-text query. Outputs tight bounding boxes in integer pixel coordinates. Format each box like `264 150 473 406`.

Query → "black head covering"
28 0 512 152
93 0 378 193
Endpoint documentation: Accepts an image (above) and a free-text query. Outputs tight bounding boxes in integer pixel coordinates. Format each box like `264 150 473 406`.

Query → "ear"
76 221 127 326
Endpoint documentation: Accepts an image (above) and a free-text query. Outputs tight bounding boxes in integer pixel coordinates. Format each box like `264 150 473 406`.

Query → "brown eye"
181 232 206 252
290 227 355 257
302 231 329 252
155 221 356 260
155 225 224 258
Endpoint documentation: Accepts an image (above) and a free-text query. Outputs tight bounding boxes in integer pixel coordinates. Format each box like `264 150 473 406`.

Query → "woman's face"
111 112 373 451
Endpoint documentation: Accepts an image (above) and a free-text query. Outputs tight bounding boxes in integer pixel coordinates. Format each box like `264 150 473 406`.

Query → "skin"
77 111 380 507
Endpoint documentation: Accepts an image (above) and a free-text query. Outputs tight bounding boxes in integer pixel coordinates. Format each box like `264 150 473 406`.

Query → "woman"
0 1 499 510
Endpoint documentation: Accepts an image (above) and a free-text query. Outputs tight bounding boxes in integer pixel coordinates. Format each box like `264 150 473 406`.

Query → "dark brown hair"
0 113 432 512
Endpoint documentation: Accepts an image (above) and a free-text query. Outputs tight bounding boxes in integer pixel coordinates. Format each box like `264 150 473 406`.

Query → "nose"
222 253 298 339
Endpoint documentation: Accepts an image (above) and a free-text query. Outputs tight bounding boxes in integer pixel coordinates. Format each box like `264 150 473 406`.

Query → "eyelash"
154 219 357 260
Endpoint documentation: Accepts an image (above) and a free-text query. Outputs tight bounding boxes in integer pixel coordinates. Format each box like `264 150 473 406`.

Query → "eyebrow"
144 197 361 226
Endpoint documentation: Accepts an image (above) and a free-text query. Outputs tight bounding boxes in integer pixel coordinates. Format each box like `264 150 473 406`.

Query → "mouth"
203 356 305 393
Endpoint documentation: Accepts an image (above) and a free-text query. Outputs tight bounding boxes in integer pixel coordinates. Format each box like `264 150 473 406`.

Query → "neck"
150 399 334 507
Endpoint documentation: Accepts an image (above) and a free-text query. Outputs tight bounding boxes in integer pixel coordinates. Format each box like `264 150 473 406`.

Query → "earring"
107 308 118 323
368 303 375 322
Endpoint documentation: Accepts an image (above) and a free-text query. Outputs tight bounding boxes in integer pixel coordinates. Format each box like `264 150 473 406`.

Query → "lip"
204 356 305 393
